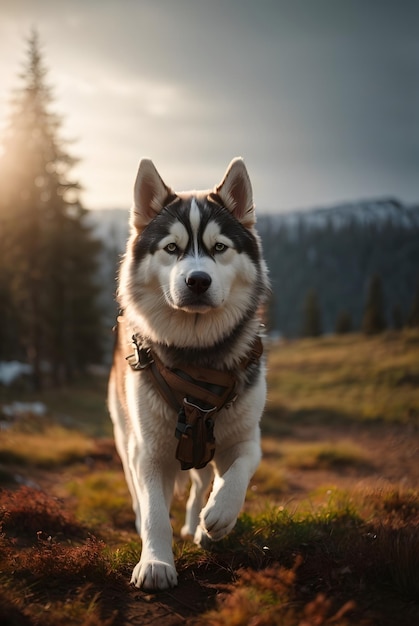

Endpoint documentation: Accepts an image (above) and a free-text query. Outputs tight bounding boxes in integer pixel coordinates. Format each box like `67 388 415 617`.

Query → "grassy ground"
0 330 418 625
265 329 419 426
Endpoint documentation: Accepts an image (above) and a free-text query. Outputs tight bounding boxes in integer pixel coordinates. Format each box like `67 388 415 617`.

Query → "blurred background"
0 0 418 389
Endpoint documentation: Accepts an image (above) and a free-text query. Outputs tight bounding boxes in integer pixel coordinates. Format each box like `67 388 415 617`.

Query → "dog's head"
119 158 268 346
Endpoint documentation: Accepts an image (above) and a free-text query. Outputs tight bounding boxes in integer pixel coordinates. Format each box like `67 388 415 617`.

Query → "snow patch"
2 402 47 418
0 361 33 386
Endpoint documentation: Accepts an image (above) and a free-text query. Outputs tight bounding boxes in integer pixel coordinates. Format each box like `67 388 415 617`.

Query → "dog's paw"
131 560 178 590
180 524 194 540
200 503 237 542
193 525 214 550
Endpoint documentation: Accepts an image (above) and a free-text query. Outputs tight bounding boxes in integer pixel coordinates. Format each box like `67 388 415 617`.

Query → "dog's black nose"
185 271 212 294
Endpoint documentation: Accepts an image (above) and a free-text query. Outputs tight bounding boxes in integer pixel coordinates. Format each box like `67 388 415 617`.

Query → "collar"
126 331 263 411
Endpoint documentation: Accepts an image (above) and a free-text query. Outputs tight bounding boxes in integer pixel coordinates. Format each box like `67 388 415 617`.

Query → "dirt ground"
7 419 415 625
80 420 419 625
279 421 419 500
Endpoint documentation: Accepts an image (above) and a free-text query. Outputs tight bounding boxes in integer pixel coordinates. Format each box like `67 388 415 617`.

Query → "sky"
0 0 418 213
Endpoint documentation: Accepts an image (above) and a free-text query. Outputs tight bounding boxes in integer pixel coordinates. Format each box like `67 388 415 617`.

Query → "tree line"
301 274 419 338
0 32 103 388
258 206 419 339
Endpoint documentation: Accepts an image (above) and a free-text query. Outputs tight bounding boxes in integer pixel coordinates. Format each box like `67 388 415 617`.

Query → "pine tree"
407 283 419 328
362 273 386 335
0 31 103 387
391 304 404 330
335 310 353 334
301 289 322 337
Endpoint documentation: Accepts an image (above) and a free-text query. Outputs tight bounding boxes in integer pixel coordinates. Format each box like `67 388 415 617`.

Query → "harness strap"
151 352 237 411
175 401 216 470
125 329 263 470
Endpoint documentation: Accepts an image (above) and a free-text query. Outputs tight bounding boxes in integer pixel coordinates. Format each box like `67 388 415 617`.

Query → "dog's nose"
185 271 212 294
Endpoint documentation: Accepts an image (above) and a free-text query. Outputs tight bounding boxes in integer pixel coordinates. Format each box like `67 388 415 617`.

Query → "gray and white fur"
108 157 270 590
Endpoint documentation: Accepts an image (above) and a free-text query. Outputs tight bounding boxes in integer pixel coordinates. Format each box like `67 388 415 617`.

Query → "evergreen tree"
301 289 322 337
407 283 419 328
0 31 103 387
362 274 386 335
391 304 404 330
335 310 353 334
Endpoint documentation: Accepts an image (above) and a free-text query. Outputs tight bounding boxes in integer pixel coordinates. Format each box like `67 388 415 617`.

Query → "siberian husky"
108 157 269 590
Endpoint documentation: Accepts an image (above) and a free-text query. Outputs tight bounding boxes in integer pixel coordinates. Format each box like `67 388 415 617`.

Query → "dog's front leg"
130 456 178 590
199 436 261 543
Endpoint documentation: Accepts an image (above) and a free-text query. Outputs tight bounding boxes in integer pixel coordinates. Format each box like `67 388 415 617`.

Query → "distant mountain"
258 197 419 233
257 198 419 336
88 198 419 342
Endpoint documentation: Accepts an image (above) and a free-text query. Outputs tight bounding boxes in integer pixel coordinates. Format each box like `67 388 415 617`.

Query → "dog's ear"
214 157 255 227
131 159 174 231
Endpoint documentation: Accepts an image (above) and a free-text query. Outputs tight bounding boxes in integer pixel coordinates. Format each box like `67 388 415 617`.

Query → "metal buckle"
126 335 154 370
183 398 217 415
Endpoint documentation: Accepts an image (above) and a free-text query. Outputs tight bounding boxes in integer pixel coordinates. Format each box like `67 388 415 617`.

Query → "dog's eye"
214 242 227 253
164 243 178 254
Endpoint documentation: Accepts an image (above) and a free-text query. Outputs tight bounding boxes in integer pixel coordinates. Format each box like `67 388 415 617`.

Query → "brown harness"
126 331 263 470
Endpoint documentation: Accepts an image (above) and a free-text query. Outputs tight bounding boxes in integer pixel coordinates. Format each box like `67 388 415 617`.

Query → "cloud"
0 0 418 210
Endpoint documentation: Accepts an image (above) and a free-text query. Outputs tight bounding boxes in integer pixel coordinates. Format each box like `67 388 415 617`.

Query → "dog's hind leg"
180 464 214 541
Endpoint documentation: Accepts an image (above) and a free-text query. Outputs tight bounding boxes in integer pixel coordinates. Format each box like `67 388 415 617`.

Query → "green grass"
66 470 132 529
0 422 96 468
284 441 369 470
265 329 419 425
